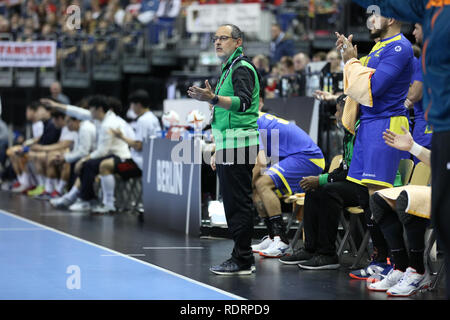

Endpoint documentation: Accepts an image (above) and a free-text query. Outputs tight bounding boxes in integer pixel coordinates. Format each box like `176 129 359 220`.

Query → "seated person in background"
8 102 45 193
43 115 96 199
251 95 325 258
367 126 432 297
51 95 131 212
11 107 63 193
94 90 161 213
26 114 77 198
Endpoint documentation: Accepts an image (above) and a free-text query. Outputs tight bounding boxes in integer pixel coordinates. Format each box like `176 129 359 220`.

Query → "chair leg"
290 220 303 251
337 213 353 256
350 230 371 269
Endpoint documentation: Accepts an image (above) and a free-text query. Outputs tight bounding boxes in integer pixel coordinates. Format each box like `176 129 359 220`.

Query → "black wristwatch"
209 95 219 105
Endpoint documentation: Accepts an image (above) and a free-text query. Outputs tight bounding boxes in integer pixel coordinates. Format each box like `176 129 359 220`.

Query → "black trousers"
79 155 114 201
303 180 373 256
431 131 450 299
216 146 257 267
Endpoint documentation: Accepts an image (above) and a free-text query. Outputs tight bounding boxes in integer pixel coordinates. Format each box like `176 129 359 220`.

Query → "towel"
342 58 376 135
376 185 431 219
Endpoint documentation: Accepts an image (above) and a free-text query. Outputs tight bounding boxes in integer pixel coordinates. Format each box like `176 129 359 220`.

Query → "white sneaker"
11 183 31 193
259 236 289 258
387 267 431 297
50 196 75 209
367 268 404 292
251 235 273 253
69 199 92 212
91 204 116 214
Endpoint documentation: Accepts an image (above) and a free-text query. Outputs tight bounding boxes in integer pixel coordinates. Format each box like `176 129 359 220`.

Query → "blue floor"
0 210 241 300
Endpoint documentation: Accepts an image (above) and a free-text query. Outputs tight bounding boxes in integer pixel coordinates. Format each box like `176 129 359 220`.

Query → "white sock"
18 173 30 187
44 178 54 193
37 174 45 186
65 186 79 202
100 175 115 208
56 180 67 194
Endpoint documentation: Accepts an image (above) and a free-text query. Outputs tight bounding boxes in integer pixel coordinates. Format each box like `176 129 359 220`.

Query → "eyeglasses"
211 35 236 43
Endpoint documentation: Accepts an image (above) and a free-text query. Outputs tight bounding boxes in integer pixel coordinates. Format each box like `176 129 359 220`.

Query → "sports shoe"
251 235 273 253
91 204 116 214
27 185 45 197
36 192 51 200
386 267 431 297
209 259 256 275
367 264 393 284
259 236 289 258
11 183 31 193
349 261 390 281
367 268 404 292
50 190 61 198
279 247 315 265
69 199 92 212
50 196 76 209
298 254 340 270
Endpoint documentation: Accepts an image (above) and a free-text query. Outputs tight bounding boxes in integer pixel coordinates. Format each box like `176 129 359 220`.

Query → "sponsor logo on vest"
156 160 183 195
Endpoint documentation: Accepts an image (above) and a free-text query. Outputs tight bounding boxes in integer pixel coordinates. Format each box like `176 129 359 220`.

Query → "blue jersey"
257 112 322 159
359 33 414 121
412 56 424 118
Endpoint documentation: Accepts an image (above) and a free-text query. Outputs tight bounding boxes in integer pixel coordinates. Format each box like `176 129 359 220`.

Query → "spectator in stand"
269 23 295 65
312 51 327 62
252 54 270 79
326 49 342 73
293 52 310 73
49 81 71 105
155 0 181 42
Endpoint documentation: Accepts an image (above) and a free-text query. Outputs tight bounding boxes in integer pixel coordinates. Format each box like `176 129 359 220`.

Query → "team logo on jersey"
395 46 402 52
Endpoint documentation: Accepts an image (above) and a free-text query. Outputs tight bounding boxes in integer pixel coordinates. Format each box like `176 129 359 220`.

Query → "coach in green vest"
188 24 261 275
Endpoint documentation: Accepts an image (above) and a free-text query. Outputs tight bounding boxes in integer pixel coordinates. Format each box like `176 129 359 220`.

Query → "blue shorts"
347 116 410 188
412 119 432 164
265 154 325 197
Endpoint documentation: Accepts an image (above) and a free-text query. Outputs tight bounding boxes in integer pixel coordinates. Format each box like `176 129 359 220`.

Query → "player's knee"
254 175 273 193
99 160 113 175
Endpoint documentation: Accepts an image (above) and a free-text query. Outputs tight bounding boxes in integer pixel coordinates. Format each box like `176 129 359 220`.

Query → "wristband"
209 95 219 105
409 141 423 157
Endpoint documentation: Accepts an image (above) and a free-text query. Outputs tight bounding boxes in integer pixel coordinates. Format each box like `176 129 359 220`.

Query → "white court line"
0 209 245 300
101 254 146 257
0 227 46 231
143 247 204 250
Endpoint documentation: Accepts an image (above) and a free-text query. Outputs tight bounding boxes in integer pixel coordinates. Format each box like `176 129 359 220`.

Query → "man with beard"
336 13 413 197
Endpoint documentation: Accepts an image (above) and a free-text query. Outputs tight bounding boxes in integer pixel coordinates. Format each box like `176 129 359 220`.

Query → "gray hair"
220 24 243 42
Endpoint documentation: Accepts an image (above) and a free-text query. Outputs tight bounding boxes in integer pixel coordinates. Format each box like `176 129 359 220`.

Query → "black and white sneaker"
298 254 340 270
279 248 314 265
209 259 256 275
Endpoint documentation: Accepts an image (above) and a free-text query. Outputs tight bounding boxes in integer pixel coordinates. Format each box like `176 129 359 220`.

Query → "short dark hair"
27 101 42 111
51 110 66 119
108 96 123 115
128 89 150 107
87 95 110 113
220 24 243 41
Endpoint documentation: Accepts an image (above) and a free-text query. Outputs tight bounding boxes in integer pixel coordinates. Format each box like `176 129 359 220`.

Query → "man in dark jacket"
188 24 261 275
269 23 295 65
